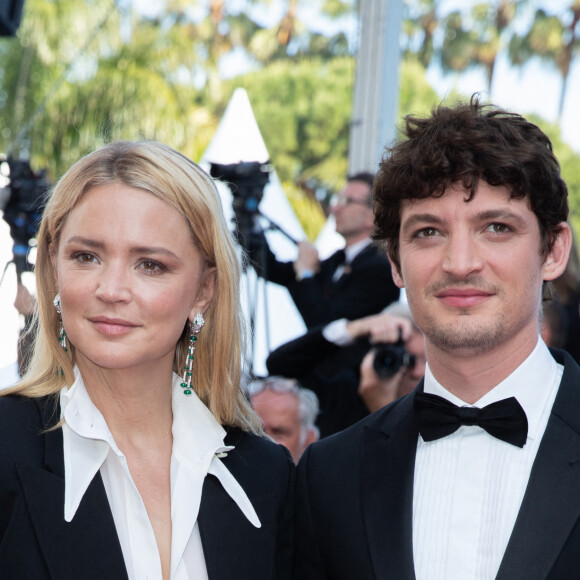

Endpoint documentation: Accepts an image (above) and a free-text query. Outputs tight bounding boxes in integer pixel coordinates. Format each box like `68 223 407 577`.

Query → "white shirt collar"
424 337 562 441
60 370 261 528
344 237 371 264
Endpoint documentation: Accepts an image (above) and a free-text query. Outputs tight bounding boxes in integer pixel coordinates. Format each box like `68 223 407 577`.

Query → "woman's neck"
75 359 175 442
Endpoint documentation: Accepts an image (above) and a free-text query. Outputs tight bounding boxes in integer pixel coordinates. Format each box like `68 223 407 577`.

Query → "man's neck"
343 232 371 249
425 333 539 404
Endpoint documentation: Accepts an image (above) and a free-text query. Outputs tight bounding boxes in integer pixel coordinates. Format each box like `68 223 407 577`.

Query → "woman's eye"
73 252 97 263
140 260 165 273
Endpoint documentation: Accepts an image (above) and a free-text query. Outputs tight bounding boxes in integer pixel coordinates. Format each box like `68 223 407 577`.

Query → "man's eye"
416 228 439 238
487 223 511 234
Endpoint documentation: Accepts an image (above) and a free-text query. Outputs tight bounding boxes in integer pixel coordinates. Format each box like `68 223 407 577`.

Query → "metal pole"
348 0 403 174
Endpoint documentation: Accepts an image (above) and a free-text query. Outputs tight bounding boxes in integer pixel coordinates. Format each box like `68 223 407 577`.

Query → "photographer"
266 301 425 436
234 172 399 329
354 302 426 412
1 157 49 377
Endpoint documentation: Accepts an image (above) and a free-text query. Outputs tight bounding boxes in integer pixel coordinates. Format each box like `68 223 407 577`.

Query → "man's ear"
543 223 572 282
302 428 318 453
189 267 217 320
388 256 405 289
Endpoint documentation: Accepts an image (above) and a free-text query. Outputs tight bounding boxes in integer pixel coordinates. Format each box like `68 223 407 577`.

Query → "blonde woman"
0 141 294 579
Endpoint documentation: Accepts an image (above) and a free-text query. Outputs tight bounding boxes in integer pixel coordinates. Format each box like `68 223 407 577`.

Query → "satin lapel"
362 391 419 580
497 353 580 580
16 398 128 579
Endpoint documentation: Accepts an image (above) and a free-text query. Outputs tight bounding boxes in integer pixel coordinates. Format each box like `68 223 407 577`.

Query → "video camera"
0 157 50 278
372 336 416 378
209 161 271 244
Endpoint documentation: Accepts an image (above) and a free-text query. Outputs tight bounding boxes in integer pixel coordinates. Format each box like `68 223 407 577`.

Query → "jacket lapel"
361 390 419 579
17 397 127 579
496 351 580 579
198 472 276 580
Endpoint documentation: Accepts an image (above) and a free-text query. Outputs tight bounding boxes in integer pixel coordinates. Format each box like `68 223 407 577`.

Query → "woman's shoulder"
0 394 59 437
223 426 294 489
224 426 290 459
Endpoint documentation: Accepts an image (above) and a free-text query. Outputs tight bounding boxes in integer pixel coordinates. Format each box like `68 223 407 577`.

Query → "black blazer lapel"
16 398 127 579
361 391 419 580
16 462 128 579
497 351 580 580
198 473 283 580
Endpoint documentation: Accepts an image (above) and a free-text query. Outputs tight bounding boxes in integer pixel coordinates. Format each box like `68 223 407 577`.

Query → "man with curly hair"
295 97 579 579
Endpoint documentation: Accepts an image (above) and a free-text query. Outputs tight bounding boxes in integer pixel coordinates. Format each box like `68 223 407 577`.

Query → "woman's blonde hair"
3 140 261 433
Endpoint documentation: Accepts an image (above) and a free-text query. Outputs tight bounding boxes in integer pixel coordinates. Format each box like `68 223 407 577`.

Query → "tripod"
237 209 299 377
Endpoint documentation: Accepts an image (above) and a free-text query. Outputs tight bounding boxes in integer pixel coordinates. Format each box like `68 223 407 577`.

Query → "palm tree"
509 2 580 122
440 0 522 94
402 0 440 68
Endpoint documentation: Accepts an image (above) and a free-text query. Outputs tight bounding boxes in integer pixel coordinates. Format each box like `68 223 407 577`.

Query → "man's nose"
441 232 484 278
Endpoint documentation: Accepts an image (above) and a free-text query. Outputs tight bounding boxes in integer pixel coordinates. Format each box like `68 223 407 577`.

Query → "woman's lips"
89 317 139 336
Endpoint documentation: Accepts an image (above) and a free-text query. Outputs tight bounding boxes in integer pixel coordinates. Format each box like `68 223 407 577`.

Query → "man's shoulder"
550 348 580 432
305 393 413 459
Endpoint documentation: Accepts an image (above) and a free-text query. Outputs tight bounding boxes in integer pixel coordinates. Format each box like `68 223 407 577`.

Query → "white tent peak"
203 88 270 165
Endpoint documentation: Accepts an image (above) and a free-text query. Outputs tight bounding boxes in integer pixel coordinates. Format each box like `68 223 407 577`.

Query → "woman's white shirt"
60 370 260 580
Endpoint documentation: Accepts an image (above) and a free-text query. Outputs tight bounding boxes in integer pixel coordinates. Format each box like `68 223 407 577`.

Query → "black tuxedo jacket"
248 240 399 328
295 349 580 579
0 395 294 579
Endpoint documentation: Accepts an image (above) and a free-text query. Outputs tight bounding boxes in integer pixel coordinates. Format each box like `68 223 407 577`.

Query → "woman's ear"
189 267 217 320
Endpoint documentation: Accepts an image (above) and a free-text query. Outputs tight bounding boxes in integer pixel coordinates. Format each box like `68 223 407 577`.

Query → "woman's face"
52 183 216 375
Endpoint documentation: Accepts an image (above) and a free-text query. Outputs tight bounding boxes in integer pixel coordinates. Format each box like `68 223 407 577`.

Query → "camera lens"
372 341 416 378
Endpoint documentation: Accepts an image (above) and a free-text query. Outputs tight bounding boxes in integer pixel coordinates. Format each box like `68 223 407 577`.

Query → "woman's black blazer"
0 394 294 579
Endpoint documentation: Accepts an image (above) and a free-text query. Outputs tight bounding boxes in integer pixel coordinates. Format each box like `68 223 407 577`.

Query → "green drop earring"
181 312 204 396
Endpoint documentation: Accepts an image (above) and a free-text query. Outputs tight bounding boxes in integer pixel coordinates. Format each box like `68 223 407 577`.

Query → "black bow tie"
413 392 528 448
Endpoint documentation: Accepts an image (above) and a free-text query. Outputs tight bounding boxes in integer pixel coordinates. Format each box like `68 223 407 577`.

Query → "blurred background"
1 0 579 382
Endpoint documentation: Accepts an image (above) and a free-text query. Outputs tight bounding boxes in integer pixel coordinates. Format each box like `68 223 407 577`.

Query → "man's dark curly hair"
373 96 569 273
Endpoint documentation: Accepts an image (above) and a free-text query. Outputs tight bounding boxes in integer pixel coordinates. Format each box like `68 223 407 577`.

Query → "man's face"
251 389 307 463
390 182 569 361
330 180 374 245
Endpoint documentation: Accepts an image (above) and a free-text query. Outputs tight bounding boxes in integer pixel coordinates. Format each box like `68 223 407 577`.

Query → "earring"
180 312 205 396
53 294 67 351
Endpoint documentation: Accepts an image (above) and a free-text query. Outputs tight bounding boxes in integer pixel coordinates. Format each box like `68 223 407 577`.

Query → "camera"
1 157 50 276
372 337 416 378
209 161 271 243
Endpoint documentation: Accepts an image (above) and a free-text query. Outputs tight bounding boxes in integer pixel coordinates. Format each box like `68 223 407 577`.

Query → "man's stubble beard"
422 311 506 356
413 276 506 356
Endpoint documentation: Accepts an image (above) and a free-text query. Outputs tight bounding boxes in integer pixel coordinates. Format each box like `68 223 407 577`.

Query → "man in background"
356 301 426 413
239 173 399 329
267 301 426 436
248 377 319 463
